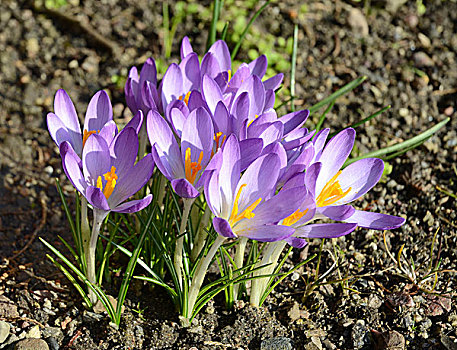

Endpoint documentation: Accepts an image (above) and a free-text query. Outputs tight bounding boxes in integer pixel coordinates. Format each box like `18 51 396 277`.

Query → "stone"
26 325 40 339
261 337 293 350
371 329 405 350
0 295 19 318
0 321 10 344
348 7 369 37
14 338 49 350
413 52 434 67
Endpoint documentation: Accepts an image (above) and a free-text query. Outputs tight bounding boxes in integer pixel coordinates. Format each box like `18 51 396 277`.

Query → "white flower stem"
233 236 248 300
80 197 90 267
185 235 226 321
85 209 107 305
174 198 195 290
190 205 211 262
250 241 287 307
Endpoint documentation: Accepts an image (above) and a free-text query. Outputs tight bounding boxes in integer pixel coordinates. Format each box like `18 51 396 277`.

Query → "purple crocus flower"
305 128 406 230
60 127 154 214
146 107 214 198
47 89 117 157
204 135 306 242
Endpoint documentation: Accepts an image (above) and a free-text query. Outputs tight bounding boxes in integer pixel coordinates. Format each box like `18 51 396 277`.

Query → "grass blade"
290 24 298 112
207 0 222 49
308 76 366 114
231 0 271 60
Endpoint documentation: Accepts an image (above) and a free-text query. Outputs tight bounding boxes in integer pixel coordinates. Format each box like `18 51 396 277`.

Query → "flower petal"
202 75 223 115
315 128 355 193
248 55 267 78
335 158 384 204
344 210 405 230
294 223 357 238
109 127 138 180
60 141 86 194
139 58 157 92
47 112 71 149
319 205 355 221
113 195 153 213
161 63 183 111
218 134 241 217
98 120 118 146
84 90 113 132
53 89 82 154
171 178 200 198
208 40 231 72
239 138 263 170
86 186 110 211
238 224 294 242
124 110 144 134
280 109 310 135
180 36 193 59
284 236 308 248
82 134 110 186
263 73 283 90
201 52 222 79
179 52 200 92
213 217 237 238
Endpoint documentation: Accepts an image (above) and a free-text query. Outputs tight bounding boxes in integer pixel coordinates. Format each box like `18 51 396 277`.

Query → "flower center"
211 132 227 158
96 166 118 199
228 184 262 226
184 147 203 184
282 208 309 227
82 129 99 147
178 91 192 105
316 171 351 207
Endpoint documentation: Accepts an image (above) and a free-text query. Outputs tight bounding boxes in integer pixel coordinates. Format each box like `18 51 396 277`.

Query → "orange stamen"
96 166 118 199
283 208 309 226
184 148 203 184
228 184 262 225
316 171 351 207
178 91 192 105
82 129 97 147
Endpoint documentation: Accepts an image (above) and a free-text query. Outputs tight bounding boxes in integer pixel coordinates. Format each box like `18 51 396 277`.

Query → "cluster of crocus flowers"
48 36 405 317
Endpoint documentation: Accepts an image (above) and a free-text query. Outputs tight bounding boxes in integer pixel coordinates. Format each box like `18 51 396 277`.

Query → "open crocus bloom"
305 128 405 230
147 107 215 198
204 135 306 242
47 89 117 157
60 127 154 214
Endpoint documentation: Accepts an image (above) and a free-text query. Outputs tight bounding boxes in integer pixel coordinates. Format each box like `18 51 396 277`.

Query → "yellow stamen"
283 208 309 226
211 132 227 158
184 148 203 184
96 166 118 199
228 184 262 225
247 114 259 128
227 69 232 83
316 171 351 207
82 129 97 147
178 91 192 105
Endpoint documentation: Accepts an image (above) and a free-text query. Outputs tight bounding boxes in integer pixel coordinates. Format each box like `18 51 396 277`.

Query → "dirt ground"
0 0 456 349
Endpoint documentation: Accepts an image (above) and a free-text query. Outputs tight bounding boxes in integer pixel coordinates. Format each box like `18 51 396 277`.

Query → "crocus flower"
60 127 154 214
204 135 306 242
146 107 214 198
305 128 405 230
47 89 117 157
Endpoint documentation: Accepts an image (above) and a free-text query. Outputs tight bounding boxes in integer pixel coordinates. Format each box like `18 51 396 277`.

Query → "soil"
1 0 457 349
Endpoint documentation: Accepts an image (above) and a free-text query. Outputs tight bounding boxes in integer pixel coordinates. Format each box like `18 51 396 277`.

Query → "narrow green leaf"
207 0 222 49
231 1 271 60
290 24 298 112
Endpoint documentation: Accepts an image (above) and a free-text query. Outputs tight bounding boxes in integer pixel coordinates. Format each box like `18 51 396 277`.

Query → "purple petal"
208 40 231 72
180 36 193 59
124 110 144 134
305 162 321 197
335 158 384 204
264 90 275 111
53 89 82 154
201 52 222 79
139 58 157 91
98 120 118 146
125 77 139 114
227 65 250 91
279 144 315 186
281 110 310 135
319 205 356 221
312 128 330 162
204 169 222 216
86 186 110 211
109 127 138 180
248 55 267 78
60 141 86 194
230 92 250 131
109 154 154 207
187 90 208 112
250 187 307 225
263 73 283 90
250 121 284 147
47 112 72 150
213 217 237 238
179 52 200 92
142 81 159 112
238 224 294 242
236 153 280 211
235 75 265 118
170 108 186 138
344 210 406 230
84 90 113 132
295 223 357 239
315 128 355 193
113 195 153 213
284 236 308 248
161 63 183 111
171 178 200 198
147 110 183 179
239 138 263 170
202 75 223 115
213 101 229 134
181 107 214 177
82 134 110 186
